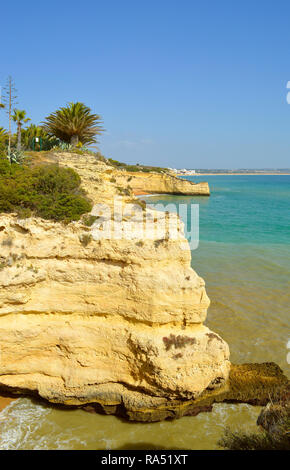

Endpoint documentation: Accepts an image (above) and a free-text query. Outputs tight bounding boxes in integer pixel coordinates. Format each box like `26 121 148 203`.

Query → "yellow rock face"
110 171 210 195
0 153 229 412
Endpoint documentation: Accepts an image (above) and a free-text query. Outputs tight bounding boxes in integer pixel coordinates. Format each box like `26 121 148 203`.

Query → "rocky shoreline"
0 363 288 421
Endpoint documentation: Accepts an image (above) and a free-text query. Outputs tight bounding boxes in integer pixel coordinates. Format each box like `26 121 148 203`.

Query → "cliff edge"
110 170 210 196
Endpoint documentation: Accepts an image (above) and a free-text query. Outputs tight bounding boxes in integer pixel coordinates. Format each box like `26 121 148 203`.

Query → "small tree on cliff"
12 109 30 151
42 102 104 147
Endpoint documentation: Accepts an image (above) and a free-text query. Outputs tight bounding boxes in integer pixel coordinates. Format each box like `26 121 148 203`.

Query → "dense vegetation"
1 92 104 151
21 124 60 151
1 87 167 179
0 155 92 222
108 158 167 173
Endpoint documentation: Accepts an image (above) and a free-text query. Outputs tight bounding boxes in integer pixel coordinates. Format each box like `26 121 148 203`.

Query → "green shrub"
108 158 167 174
0 162 92 223
117 186 131 196
82 214 99 227
32 165 82 194
0 154 11 176
14 207 32 218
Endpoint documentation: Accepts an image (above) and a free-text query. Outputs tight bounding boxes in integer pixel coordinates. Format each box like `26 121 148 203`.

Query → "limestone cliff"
0 153 287 421
0 153 228 412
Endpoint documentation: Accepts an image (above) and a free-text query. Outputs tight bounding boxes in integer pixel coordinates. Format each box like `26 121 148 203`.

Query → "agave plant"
53 141 73 151
12 109 30 151
42 102 104 147
8 150 25 165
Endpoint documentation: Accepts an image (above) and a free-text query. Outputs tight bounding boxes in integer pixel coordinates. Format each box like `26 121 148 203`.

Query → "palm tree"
42 102 104 147
0 126 8 142
0 127 8 153
12 109 30 151
0 127 8 137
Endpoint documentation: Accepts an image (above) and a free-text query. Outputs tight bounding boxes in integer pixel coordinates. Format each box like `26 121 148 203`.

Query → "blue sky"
1 0 290 168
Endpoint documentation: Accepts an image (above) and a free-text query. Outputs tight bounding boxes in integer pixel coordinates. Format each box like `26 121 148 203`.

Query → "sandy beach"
132 190 150 196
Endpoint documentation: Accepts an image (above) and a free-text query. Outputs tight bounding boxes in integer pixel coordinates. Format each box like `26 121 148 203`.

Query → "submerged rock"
257 387 290 442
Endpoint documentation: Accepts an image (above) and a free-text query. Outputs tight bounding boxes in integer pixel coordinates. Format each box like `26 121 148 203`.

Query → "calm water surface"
1 175 289 449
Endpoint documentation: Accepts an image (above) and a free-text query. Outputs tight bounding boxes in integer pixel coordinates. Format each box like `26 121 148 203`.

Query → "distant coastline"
170 167 290 176
184 172 290 176
177 171 290 176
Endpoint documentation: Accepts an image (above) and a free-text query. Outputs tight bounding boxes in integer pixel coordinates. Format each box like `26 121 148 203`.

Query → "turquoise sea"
146 175 290 369
0 175 289 450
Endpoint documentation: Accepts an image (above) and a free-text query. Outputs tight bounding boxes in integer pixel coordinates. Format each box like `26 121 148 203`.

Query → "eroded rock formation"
0 153 287 421
0 153 228 413
109 170 210 195
0 210 230 405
